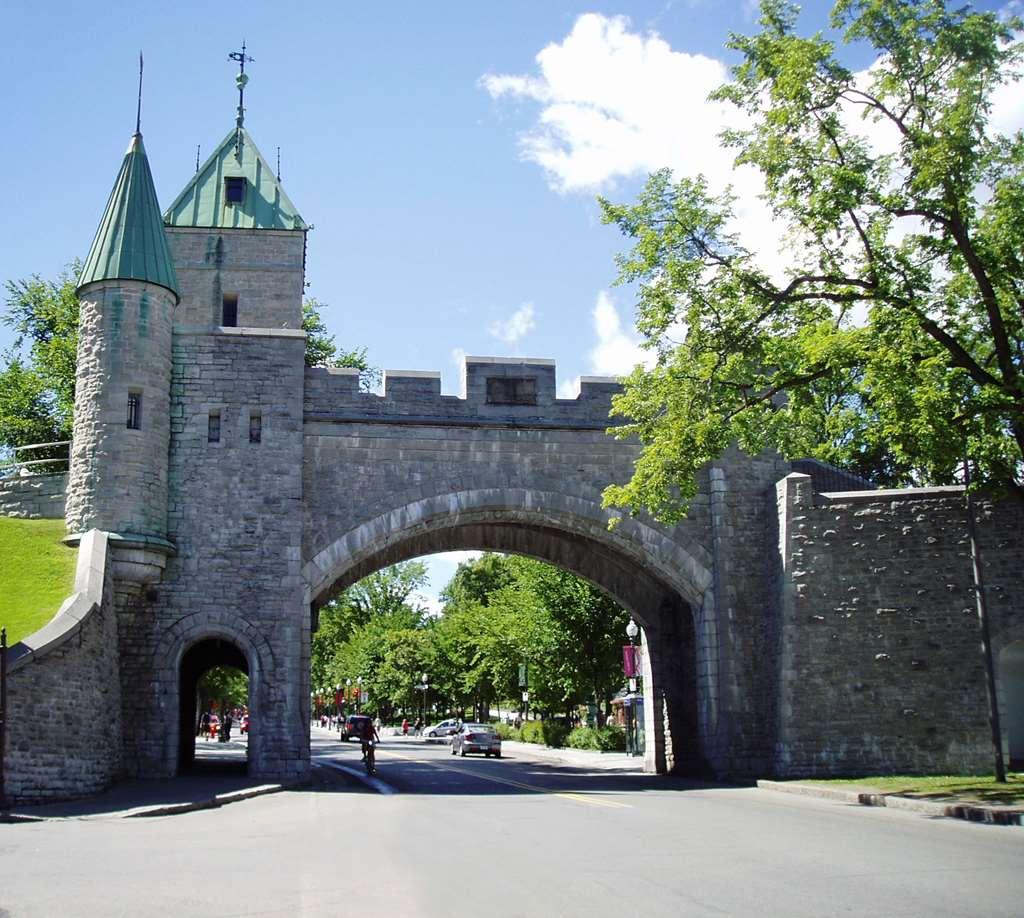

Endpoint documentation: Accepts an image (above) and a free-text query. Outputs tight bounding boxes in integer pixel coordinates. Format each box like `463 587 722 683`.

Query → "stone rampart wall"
4 531 124 801
0 472 67 519
774 474 1024 777
304 358 621 426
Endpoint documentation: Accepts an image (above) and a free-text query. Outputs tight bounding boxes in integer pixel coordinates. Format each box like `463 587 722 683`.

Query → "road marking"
317 758 398 795
381 749 631 809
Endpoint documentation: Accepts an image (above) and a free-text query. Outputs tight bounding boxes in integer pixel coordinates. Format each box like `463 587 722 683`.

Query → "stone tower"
65 130 179 583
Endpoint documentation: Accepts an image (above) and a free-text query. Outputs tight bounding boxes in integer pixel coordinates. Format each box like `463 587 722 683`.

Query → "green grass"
797 773 1024 806
0 517 77 644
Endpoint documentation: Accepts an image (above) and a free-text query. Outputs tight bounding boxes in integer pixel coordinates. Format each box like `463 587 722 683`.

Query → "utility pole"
963 459 1006 782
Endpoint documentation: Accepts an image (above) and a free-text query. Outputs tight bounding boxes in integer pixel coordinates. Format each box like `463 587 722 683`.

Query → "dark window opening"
224 177 246 204
249 413 262 444
208 411 221 443
127 391 142 430
222 294 238 327
486 376 537 406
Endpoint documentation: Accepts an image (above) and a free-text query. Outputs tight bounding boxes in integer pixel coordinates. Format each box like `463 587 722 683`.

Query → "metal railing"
0 440 71 478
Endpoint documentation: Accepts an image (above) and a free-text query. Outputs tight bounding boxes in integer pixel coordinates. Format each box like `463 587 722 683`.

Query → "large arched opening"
304 493 716 775
178 637 250 773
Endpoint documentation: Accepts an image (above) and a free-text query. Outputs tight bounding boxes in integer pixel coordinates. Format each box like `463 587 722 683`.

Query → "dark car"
451 723 501 757
342 714 372 742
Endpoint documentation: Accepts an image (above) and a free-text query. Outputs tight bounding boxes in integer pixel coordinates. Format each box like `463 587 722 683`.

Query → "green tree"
302 298 381 389
0 265 80 452
197 665 248 710
600 0 1023 522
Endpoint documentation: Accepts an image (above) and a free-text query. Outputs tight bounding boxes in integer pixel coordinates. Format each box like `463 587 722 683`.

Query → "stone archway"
303 490 717 775
178 637 249 771
145 616 279 779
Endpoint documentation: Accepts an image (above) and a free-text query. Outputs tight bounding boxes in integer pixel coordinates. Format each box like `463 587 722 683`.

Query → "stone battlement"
304 356 623 428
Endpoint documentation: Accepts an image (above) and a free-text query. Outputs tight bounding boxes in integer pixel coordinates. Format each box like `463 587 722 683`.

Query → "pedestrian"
200 711 210 739
374 716 382 736
402 718 409 736
414 718 423 736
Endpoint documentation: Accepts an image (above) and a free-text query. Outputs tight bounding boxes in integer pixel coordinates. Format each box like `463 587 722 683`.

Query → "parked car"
342 714 372 742
424 719 460 738
451 723 501 758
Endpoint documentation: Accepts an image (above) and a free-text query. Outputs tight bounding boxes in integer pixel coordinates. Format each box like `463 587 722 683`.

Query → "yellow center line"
378 748 632 809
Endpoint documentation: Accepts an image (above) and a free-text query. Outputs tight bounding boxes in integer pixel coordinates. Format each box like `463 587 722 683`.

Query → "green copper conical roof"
163 127 307 230
78 133 179 301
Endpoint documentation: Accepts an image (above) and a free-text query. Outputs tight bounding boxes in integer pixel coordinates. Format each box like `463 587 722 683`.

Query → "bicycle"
363 740 376 776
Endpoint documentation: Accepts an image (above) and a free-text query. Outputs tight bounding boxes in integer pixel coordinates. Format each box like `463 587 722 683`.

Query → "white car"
424 719 460 738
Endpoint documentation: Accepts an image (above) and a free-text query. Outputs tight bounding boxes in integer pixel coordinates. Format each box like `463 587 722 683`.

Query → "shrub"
541 721 568 749
567 726 626 752
520 720 545 744
495 723 521 741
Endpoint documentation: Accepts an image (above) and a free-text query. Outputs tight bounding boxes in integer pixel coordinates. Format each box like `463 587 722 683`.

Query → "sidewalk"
2 735 291 821
758 779 1024 827
473 739 645 773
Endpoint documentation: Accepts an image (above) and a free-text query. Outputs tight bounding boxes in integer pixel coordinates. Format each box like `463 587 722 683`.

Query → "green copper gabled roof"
163 127 307 230
78 133 180 300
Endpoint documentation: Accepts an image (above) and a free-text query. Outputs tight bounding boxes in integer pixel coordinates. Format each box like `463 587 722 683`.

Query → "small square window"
208 411 221 443
127 391 142 430
249 412 262 444
224 177 246 204
222 294 238 327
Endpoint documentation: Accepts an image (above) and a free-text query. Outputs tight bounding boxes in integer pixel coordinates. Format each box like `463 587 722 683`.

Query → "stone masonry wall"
774 474 1024 777
116 327 308 781
301 358 790 777
0 472 67 519
66 281 175 539
165 227 304 329
4 531 124 801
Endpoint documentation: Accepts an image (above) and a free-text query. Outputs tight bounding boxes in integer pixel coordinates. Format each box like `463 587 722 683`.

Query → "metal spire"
228 40 254 130
135 51 144 135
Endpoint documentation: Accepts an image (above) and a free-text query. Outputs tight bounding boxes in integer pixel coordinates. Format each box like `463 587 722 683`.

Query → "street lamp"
415 672 429 731
625 619 641 757
356 676 363 714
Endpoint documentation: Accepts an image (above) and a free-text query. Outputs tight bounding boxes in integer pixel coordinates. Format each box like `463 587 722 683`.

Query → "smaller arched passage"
178 638 249 772
304 492 717 775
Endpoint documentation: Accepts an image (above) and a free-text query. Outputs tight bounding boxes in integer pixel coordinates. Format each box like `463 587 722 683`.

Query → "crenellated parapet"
304 356 623 428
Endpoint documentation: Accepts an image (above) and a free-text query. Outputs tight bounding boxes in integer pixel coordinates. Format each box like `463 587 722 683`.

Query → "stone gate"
3 110 1022 802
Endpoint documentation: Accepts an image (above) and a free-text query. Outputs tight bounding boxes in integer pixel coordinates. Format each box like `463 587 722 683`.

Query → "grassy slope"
798 774 1024 806
0 517 77 644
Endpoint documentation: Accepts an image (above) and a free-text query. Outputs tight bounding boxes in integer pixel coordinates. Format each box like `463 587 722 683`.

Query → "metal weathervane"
229 41 254 159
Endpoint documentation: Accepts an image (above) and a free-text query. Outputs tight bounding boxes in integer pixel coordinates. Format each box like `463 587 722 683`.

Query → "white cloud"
483 13 1024 286
481 14 736 195
557 375 581 399
451 347 467 367
589 291 654 376
488 302 536 344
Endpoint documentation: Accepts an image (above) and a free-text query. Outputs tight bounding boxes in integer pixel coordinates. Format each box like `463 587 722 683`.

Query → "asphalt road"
2 733 1022 917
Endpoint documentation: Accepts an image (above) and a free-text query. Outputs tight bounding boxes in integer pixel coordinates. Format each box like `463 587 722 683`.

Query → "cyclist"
359 716 380 769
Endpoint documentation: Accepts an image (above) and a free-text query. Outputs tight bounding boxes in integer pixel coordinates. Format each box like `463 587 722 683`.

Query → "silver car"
424 719 460 738
451 723 502 758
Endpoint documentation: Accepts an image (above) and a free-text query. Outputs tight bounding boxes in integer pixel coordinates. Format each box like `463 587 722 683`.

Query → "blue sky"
3 0 1019 607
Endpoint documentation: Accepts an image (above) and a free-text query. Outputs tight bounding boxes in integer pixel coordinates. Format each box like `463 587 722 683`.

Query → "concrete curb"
757 780 1024 827
2 782 294 823
122 782 292 819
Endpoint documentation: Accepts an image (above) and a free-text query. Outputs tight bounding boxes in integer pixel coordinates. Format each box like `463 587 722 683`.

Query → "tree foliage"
600 0 1024 522
311 554 632 722
302 298 381 390
0 265 80 452
197 665 249 710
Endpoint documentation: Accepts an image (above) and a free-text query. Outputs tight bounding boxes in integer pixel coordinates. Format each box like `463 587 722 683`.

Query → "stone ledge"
757 779 1024 826
6 530 107 673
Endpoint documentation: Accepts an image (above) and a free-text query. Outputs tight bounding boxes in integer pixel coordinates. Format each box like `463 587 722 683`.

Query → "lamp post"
625 618 640 757
415 672 429 731
356 677 363 714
